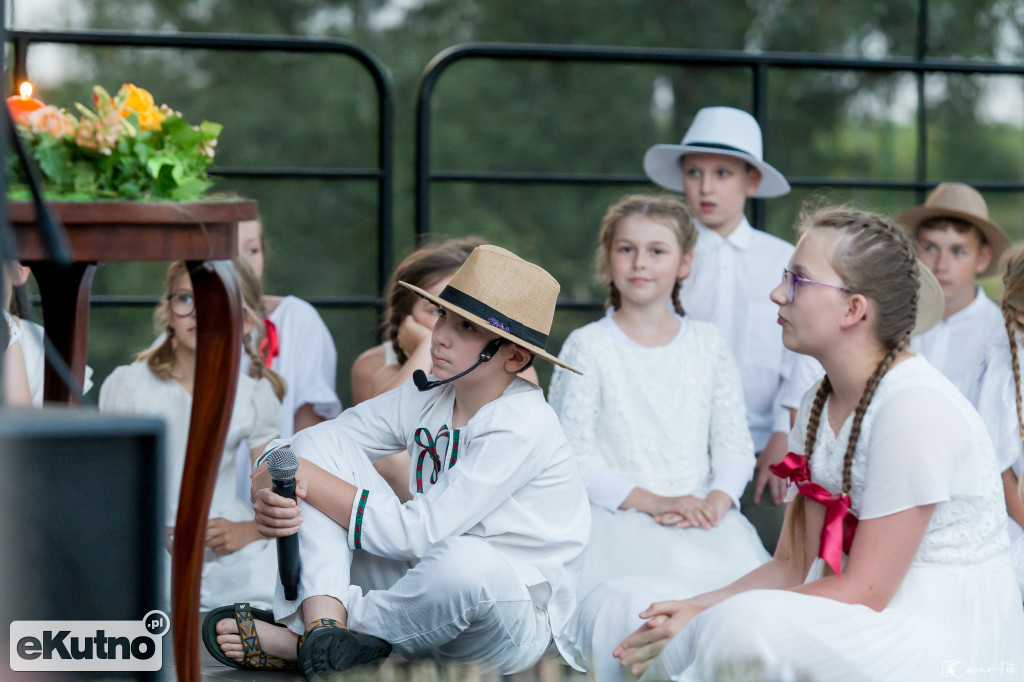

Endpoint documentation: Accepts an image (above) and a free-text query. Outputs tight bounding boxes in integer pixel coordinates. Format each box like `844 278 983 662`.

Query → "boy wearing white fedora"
899 182 1010 395
643 106 819 553
204 245 591 678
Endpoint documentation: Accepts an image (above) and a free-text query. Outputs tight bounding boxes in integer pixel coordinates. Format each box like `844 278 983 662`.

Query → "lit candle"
7 81 44 124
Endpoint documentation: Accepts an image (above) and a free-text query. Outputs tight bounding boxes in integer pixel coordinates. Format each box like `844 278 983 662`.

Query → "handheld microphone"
413 338 503 391
266 445 301 601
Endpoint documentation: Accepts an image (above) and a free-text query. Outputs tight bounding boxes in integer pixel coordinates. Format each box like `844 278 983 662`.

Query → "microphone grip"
272 477 301 601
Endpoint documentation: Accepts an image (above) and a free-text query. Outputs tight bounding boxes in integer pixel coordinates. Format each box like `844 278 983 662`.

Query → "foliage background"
8 0 1024 402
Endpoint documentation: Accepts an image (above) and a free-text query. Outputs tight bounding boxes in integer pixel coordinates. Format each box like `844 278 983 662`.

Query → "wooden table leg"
31 262 95 404
172 260 241 682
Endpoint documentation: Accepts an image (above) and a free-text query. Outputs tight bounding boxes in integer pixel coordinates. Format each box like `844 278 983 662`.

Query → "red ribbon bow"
769 452 858 576
259 318 279 369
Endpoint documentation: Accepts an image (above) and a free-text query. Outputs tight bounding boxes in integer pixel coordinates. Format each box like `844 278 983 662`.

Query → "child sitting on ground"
205 245 591 678
549 194 768 601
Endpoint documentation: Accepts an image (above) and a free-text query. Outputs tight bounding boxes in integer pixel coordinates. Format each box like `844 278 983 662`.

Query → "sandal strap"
233 603 293 671
297 617 344 655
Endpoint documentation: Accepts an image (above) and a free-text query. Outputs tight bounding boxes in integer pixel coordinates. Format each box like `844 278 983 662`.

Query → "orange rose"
25 106 75 138
117 83 166 131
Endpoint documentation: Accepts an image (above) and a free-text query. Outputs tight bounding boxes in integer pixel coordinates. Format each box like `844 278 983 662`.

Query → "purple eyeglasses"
781 269 854 303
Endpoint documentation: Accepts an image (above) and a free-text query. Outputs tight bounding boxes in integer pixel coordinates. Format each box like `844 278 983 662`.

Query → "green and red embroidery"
353 489 369 548
414 426 461 492
449 429 460 469
414 426 448 492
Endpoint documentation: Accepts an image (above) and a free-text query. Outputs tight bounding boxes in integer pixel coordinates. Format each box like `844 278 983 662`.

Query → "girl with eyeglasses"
99 258 284 612
601 207 1023 681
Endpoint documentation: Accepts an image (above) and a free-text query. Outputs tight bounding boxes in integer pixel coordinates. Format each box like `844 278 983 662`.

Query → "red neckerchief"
259 318 279 369
770 452 858 576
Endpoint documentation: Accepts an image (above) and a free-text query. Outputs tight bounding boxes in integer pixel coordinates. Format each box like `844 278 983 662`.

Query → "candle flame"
19 81 32 98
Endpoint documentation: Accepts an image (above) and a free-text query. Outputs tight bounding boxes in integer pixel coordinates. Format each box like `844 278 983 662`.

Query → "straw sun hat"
644 106 791 199
400 245 581 374
897 182 1009 278
913 261 944 337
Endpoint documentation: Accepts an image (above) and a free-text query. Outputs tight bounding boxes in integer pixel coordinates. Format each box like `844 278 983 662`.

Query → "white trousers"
272 440 551 674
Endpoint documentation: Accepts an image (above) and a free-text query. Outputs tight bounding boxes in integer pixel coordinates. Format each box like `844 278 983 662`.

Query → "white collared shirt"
911 287 1004 395
288 377 591 659
680 217 821 450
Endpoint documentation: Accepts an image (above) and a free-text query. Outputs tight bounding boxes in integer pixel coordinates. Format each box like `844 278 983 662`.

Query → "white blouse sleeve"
973 343 1024 475
246 378 282 451
780 353 826 413
98 365 140 415
284 300 342 419
858 386 987 520
706 327 757 507
548 330 635 510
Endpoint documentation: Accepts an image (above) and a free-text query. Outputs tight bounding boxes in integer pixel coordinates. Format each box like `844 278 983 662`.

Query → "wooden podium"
9 199 257 681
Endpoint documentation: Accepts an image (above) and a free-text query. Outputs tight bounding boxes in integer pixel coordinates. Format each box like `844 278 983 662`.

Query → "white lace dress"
548 315 769 599
972 333 1024 594
639 356 1024 681
99 361 282 611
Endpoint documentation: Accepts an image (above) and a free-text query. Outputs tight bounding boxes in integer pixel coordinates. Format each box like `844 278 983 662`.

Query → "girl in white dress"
603 207 1024 681
99 259 283 611
971 243 1024 594
549 194 769 601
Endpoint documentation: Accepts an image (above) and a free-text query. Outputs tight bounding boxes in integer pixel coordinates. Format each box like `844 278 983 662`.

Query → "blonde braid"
243 327 287 401
671 279 685 317
786 376 833 567
1004 309 1024 498
606 281 622 311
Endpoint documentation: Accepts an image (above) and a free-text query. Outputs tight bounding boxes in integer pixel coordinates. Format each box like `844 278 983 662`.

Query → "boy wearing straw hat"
898 182 1009 394
204 245 591 678
643 106 820 553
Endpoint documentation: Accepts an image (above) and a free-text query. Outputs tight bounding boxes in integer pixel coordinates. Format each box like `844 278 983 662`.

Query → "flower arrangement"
8 83 222 201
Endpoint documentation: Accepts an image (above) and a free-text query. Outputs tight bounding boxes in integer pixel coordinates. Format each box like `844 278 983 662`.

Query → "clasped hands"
651 490 732 530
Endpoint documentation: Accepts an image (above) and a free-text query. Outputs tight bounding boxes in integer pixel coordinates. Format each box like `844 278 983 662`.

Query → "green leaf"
72 161 98 193
199 121 222 140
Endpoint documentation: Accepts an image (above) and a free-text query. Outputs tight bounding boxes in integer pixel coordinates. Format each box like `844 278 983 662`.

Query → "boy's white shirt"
281 376 591 656
679 216 822 450
910 286 1004 396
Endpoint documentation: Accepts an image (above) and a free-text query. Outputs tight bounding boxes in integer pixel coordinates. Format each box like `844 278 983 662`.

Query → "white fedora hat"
643 106 791 198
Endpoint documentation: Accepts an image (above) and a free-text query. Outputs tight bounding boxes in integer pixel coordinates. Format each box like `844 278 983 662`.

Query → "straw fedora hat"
643 106 791 198
897 182 1009 277
913 259 944 336
400 245 581 374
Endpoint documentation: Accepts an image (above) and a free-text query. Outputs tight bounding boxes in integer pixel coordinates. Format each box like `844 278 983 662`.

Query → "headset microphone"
413 338 503 391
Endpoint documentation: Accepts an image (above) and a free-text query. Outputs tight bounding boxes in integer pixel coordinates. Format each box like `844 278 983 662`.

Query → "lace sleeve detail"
3 310 20 349
548 330 605 487
707 326 756 499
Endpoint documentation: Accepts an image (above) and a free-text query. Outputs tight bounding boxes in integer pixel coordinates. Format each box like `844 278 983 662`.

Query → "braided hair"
787 207 920 574
999 244 1024 497
597 194 697 317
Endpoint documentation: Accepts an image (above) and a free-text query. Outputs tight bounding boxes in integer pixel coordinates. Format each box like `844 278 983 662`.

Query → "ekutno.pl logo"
10 610 169 672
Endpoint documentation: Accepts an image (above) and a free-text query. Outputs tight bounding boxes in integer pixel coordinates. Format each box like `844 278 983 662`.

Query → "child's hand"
613 600 704 676
397 315 432 355
655 495 718 530
252 481 307 538
703 490 734 522
205 518 260 555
